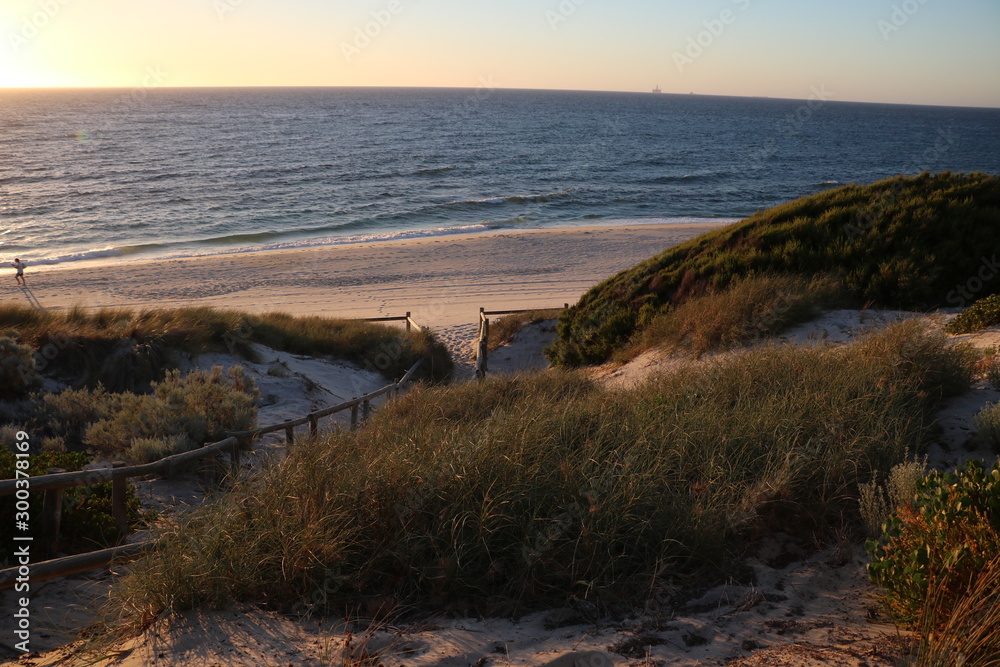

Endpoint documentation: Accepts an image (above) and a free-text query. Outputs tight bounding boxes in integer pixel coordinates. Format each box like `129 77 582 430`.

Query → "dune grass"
0 304 452 389
549 172 1000 366
628 273 839 358
98 321 974 635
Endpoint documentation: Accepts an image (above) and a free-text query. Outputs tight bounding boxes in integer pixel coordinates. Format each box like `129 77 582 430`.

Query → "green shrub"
984 354 1000 390
36 366 259 460
84 366 258 458
0 450 142 564
0 336 41 400
945 294 1000 335
38 384 114 447
867 459 1000 629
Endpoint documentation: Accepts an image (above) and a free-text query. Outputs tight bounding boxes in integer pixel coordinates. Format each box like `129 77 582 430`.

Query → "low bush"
867 459 1000 629
36 366 259 460
944 294 1000 335
103 322 973 632
914 554 1000 667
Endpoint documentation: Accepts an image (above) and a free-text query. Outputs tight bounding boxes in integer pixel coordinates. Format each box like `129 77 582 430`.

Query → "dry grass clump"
914 554 1000 667
859 458 928 538
973 402 1000 452
100 321 974 634
631 273 838 357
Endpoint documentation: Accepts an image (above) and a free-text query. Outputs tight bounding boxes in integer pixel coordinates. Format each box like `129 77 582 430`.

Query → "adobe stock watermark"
340 0 405 63
946 255 1000 308
545 0 587 31
214 0 247 20
742 84 835 172
444 75 499 121
11 430 33 654
673 0 752 72
7 0 74 53
877 0 931 41
88 65 170 137
845 127 956 239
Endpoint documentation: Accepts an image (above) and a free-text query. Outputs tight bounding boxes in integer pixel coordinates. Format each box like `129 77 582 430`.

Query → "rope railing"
0 357 425 588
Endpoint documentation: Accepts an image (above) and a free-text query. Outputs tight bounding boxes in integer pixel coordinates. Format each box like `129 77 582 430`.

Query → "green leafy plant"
945 294 1000 335
867 459 1000 629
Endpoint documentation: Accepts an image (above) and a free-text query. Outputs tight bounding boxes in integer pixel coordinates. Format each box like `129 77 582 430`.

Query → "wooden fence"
475 305 568 379
0 357 425 589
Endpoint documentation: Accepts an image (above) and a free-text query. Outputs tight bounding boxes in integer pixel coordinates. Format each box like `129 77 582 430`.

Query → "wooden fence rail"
0 357 425 588
475 304 569 380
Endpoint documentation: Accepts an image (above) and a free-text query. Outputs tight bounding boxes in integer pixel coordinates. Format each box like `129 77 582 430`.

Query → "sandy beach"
1 224 727 329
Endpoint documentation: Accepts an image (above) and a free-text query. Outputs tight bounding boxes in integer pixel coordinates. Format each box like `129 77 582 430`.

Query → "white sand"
4 224 724 330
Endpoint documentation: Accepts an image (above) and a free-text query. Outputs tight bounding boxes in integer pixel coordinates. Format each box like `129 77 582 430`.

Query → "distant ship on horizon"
652 85 662 94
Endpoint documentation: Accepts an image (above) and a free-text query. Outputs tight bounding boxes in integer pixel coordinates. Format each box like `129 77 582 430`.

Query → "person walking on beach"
11 258 25 285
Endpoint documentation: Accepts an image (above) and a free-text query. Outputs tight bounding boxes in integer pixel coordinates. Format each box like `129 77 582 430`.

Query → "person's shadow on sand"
18 283 43 309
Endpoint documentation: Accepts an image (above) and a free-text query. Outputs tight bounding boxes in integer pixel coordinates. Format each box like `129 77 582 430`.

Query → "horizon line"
0 84 997 111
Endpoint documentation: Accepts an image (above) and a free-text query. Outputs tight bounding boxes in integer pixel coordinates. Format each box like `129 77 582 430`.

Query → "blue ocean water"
1 87 998 267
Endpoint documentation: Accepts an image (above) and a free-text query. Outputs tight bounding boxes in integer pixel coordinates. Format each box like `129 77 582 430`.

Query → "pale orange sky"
1 0 998 107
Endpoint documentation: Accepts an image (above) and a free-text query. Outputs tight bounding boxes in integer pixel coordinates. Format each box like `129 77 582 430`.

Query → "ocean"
1 87 998 268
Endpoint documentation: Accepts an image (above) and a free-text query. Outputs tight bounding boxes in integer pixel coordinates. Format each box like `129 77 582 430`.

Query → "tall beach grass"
0 304 452 389
99 321 974 635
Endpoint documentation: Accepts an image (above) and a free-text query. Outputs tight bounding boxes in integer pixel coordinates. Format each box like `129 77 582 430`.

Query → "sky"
0 0 998 108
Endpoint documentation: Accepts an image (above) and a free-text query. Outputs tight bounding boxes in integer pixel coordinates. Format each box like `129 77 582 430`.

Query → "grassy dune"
101 321 973 632
548 172 1000 366
0 304 452 390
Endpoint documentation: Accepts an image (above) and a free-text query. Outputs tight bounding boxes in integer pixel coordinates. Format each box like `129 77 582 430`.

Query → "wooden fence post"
284 420 294 445
42 467 65 558
309 414 318 437
350 405 359 431
231 438 247 479
362 399 371 422
406 312 412 332
111 461 129 538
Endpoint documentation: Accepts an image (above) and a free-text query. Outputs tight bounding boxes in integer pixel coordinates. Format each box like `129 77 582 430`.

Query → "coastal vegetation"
0 304 452 391
0 305 452 564
944 293 1000 334
867 460 1000 663
100 321 974 634
548 172 1000 365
